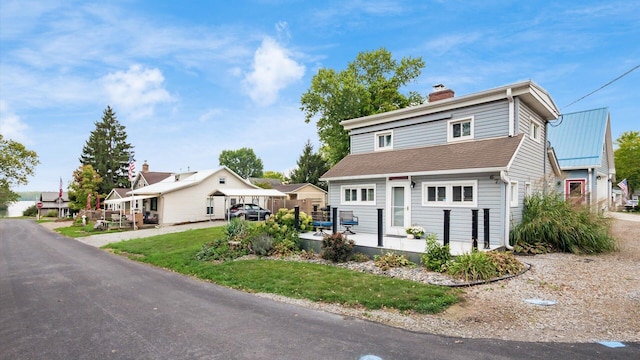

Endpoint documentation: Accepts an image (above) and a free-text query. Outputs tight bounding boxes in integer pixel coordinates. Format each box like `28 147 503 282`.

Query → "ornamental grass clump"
510 193 616 254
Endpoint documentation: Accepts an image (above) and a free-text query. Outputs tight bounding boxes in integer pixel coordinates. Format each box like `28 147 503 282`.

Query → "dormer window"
530 119 541 143
375 131 393 151
448 117 474 142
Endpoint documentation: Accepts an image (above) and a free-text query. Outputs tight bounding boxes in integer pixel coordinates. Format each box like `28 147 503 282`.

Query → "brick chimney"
142 161 149 173
428 84 454 102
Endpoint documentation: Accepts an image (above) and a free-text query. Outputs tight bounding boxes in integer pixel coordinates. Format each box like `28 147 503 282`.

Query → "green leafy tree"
300 48 425 165
79 106 134 195
289 140 329 190
263 171 285 181
614 131 640 194
0 134 40 208
219 148 264 178
68 164 103 211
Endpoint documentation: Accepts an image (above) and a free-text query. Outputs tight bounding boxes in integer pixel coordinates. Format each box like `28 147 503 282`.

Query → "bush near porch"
510 193 617 254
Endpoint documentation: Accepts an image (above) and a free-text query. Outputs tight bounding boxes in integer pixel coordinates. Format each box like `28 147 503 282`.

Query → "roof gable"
548 108 609 169
322 134 524 180
130 166 257 195
340 80 560 131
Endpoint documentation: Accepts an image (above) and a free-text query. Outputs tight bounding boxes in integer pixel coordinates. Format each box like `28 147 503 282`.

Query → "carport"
207 188 286 221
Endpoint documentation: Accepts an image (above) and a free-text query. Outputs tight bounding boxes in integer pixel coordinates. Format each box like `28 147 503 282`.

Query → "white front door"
386 180 411 235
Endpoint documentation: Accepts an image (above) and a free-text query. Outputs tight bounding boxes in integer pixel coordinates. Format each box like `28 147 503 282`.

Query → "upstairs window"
448 117 474 142
530 119 541 143
219 177 226 184
375 131 393 151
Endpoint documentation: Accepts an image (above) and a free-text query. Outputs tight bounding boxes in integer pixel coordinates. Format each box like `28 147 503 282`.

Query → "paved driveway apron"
1 220 637 360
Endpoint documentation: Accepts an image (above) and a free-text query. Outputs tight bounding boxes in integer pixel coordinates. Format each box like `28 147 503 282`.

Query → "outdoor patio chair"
339 211 358 235
311 211 332 236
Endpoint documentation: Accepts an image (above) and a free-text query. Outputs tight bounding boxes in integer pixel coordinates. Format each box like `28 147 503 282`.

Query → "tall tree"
614 130 640 194
289 140 329 190
0 134 40 208
68 164 102 211
300 48 425 165
219 148 264 178
80 106 133 194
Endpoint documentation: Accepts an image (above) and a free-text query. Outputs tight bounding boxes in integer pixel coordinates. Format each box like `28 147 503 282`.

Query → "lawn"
55 221 129 238
104 227 460 314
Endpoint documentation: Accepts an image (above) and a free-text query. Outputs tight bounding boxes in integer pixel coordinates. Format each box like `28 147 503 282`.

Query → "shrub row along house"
320 81 616 251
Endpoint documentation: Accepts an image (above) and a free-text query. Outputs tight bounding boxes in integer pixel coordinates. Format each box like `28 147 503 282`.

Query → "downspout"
587 168 593 209
507 88 515 137
500 170 514 250
544 122 548 194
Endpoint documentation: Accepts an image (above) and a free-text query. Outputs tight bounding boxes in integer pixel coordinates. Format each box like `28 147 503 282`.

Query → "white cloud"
101 65 174 120
0 100 30 144
242 37 305 106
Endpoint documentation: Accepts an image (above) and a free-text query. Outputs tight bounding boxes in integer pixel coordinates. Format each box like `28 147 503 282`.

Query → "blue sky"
1 0 638 192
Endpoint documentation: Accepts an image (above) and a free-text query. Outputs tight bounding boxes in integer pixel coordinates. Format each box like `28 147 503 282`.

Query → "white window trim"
374 130 393 151
422 180 478 207
524 182 532 197
447 116 474 142
510 181 519 207
529 118 542 143
340 184 376 205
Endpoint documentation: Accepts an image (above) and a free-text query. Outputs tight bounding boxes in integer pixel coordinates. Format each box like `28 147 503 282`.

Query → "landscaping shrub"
195 237 248 261
46 210 58 217
23 205 38 217
484 251 525 276
225 218 251 241
351 252 370 263
321 232 355 262
247 233 274 256
420 233 451 272
446 251 497 282
510 193 616 254
374 252 415 271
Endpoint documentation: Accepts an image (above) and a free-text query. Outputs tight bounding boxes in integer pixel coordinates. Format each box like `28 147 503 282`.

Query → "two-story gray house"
321 81 562 250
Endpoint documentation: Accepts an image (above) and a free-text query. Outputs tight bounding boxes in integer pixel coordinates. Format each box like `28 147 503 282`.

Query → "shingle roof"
548 108 608 168
322 134 524 180
40 192 69 201
140 172 172 185
274 183 308 193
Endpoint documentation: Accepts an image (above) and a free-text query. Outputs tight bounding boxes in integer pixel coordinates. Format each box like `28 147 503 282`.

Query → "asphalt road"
1 220 637 360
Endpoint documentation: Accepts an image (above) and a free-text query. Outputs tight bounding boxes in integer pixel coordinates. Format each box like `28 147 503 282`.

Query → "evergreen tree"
289 140 329 190
79 106 134 194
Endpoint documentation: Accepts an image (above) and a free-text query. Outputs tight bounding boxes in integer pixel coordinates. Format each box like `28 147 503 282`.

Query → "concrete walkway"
74 220 226 247
606 211 640 223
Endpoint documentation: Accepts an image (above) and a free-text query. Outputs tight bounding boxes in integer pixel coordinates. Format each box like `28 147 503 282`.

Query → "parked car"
226 203 271 221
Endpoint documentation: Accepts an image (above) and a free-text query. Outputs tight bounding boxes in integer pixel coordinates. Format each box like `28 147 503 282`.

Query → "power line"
562 63 640 110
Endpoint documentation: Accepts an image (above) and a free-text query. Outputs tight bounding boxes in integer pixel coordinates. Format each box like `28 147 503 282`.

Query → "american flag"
59 177 63 198
618 179 628 199
128 154 136 182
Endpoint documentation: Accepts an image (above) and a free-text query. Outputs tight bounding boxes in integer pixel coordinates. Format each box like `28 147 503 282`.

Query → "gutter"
500 170 514 250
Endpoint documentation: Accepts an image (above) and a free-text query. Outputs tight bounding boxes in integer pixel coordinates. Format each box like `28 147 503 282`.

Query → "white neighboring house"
124 166 285 226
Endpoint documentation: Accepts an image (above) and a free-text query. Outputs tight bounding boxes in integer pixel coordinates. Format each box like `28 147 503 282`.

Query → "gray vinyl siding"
409 174 505 247
327 178 386 234
350 100 510 154
508 102 550 223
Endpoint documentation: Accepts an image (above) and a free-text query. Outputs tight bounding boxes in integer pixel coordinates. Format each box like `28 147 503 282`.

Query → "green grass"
104 227 460 314
55 221 129 238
